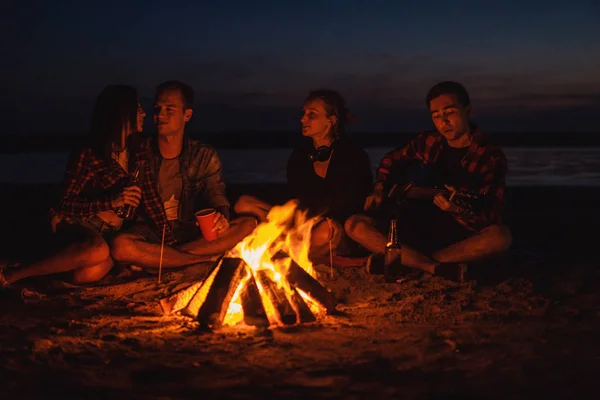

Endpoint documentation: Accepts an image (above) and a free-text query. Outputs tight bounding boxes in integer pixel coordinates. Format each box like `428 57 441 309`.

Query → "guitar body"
382 159 481 216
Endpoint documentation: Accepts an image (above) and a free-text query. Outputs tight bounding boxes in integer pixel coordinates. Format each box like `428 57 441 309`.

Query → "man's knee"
344 214 371 239
110 233 141 263
481 224 513 252
233 195 257 215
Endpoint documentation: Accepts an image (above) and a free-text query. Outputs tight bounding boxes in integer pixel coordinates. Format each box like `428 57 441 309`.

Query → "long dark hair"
304 89 355 139
89 85 138 161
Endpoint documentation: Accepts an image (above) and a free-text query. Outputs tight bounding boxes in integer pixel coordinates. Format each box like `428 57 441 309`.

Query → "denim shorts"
69 215 118 235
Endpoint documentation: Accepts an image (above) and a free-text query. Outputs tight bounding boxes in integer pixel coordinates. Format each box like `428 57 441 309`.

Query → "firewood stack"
159 257 336 330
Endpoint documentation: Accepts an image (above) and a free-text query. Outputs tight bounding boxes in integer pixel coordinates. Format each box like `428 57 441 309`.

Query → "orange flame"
222 200 326 326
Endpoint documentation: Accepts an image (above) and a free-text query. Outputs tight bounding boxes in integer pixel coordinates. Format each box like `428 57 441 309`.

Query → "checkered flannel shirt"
375 129 508 231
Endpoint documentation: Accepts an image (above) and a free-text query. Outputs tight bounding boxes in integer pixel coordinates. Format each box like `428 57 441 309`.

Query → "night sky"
3 0 599 134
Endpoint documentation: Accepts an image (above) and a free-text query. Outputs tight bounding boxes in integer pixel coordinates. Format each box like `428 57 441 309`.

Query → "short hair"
425 81 470 108
155 80 194 109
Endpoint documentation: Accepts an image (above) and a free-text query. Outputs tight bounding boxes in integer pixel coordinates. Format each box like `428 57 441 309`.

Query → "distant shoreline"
2 131 600 153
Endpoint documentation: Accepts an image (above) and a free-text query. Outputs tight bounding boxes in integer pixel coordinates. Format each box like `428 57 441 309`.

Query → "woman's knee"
235 216 259 236
234 195 272 221
311 219 342 247
234 195 258 214
78 234 110 265
72 258 114 285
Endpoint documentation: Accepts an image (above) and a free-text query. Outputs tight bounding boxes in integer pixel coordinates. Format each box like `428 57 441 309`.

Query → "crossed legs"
344 213 512 274
110 217 257 269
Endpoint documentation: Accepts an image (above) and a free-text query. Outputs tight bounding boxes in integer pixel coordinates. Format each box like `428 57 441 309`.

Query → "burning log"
240 276 269 327
254 270 297 326
287 288 317 323
159 280 203 316
158 201 339 330
195 257 247 329
159 258 333 328
181 261 222 318
287 261 336 313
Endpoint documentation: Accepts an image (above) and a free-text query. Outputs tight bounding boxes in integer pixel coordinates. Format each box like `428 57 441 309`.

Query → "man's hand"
111 185 142 210
211 212 229 234
364 191 383 211
433 185 464 214
50 213 63 233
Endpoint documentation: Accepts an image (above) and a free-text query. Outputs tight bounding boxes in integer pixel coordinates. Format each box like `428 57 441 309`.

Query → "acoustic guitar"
382 160 481 216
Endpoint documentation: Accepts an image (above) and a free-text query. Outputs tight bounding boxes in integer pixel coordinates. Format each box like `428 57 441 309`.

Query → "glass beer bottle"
116 162 142 220
384 218 402 282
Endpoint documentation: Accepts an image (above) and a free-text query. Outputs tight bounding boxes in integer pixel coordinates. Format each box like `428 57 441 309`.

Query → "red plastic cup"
195 208 218 242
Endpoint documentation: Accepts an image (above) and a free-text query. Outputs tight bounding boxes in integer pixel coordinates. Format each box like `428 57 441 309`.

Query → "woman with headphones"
235 89 373 261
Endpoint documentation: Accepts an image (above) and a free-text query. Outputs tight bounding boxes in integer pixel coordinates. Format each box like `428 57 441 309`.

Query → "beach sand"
0 184 598 398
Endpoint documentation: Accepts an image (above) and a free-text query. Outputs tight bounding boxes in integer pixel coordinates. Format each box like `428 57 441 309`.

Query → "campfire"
159 200 336 329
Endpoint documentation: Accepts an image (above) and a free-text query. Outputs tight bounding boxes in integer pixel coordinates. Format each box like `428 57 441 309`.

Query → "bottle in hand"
116 162 143 220
384 218 402 282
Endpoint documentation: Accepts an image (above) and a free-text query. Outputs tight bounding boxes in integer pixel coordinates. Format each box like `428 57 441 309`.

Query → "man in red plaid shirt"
110 81 256 270
345 81 512 281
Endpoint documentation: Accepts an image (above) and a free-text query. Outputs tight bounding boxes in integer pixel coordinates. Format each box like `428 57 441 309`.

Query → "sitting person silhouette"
345 81 512 281
234 89 373 261
109 81 257 270
1 85 146 287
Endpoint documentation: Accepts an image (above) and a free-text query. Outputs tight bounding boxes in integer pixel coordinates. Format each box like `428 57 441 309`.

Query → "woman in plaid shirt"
0 85 146 288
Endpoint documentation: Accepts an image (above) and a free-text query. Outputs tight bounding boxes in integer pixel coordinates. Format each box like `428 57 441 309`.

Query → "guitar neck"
406 187 446 199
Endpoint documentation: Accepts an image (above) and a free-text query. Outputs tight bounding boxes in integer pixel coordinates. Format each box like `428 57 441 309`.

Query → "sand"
1 184 599 398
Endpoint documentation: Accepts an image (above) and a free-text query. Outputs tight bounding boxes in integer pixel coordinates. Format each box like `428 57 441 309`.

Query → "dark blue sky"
3 0 599 134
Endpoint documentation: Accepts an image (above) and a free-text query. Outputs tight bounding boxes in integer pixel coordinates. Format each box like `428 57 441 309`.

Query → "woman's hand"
111 185 142 209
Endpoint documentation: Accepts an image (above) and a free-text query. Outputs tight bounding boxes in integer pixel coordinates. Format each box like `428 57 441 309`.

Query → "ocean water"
0 147 599 186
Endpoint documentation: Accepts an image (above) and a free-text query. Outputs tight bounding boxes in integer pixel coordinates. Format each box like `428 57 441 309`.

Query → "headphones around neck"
308 145 334 162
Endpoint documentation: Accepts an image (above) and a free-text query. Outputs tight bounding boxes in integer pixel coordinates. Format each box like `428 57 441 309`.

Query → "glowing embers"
159 200 336 330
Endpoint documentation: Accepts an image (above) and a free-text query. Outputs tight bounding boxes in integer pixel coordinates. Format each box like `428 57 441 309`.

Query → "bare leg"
345 213 439 272
233 195 272 222
178 217 257 255
73 258 114 285
111 234 214 269
344 214 387 254
308 218 343 260
1 233 112 285
111 217 257 269
432 224 512 264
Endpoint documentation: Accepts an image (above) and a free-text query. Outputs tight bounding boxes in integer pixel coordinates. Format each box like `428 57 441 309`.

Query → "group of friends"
0 80 512 289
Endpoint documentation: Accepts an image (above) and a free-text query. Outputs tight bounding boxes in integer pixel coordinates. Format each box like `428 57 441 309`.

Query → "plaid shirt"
375 128 508 231
58 147 131 218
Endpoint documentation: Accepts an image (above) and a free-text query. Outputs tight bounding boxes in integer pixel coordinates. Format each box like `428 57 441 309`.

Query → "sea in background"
0 147 599 186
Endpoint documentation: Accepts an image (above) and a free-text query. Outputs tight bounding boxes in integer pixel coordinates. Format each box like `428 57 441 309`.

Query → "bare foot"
400 248 439 274
0 260 20 287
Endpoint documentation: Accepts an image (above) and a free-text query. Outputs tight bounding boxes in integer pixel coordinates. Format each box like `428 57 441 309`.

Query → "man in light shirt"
110 81 256 270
